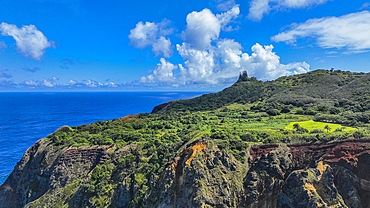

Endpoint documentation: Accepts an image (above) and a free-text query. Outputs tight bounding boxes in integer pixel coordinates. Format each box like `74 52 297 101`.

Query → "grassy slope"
164 69 370 113
285 120 356 133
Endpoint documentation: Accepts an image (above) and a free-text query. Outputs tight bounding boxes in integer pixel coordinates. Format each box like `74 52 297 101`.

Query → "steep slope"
153 77 266 113
2 69 370 207
0 138 114 208
2 138 370 207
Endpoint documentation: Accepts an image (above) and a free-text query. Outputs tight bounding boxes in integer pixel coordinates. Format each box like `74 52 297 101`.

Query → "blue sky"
0 0 370 91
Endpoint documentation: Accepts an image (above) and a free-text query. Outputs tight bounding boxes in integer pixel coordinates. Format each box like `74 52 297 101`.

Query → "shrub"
329 107 340 114
281 107 290 113
352 131 364 139
310 129 325 134
211 131 230 139
314 114 349 124
316 105 329 112
296 127 309 133
347 113 370 123
55 125 72 133
266 108 280 116
304 109 317 115
132 121 147 130
257 132 270 140
295 109 305 115
240 133 256 142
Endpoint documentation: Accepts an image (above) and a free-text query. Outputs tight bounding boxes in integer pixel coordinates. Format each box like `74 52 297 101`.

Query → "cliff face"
245 140 370 208
148 141 248 207
2 138 370 207
0 138 114 208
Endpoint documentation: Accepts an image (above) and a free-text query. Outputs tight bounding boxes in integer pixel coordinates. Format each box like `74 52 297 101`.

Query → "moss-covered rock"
277 161 348 208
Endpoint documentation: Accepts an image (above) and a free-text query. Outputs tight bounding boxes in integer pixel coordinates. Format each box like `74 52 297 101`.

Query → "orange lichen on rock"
185 142 207 166
316 161 330 175
213 147 222 158
201 203 213 208
304 183 316 192
170 161 177 168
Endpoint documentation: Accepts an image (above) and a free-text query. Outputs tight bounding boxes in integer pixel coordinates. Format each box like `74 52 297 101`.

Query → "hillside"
159 69 370 113
1 69 370 207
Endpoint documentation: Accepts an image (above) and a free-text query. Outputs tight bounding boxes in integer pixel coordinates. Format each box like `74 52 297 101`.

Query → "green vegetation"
285 120 356 133
44 69 370 207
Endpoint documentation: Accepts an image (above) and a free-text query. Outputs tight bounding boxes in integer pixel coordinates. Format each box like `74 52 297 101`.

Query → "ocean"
0 91 206 185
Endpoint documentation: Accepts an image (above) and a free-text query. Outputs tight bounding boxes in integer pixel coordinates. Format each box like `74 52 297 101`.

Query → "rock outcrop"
0 138 114 208
151 101 173 113
148 141 247 207
2 138 370 207
277 161 348 208
244 139 370 208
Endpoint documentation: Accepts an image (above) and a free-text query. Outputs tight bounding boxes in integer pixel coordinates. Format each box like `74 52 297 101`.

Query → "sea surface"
0 91 206 185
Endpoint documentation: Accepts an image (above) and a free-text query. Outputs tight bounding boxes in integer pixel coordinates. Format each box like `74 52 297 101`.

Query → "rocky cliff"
2 137 370 207
245 139 370 208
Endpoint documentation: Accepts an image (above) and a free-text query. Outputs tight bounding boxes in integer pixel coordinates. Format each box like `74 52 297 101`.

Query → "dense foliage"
46 69 370 206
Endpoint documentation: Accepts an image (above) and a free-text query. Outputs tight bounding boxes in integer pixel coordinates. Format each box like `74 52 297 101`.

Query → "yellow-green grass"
285 120 356 132
218 103 253 111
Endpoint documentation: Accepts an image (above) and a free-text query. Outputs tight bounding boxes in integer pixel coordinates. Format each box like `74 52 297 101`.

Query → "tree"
266 108 280 116
353 131 364 139
293 123 300 131
324 125 331 133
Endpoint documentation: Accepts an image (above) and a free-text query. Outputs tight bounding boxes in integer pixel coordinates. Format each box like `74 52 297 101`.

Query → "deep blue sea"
0 92 206 185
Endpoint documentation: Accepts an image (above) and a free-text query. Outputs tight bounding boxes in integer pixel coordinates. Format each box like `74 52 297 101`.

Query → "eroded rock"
3 139 370 207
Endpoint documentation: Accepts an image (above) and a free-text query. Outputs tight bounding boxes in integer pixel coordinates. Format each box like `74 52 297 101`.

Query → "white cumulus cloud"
140 5 309 87
142 41 309 86
248 0 328 21
246 43 310 79
43 77 58 87
271 11 370 53
63 79 119 88
23 80 39 87
129 19 174 58
140 58 177 83
215 0 236 11
182 5 239 50
22 77 58 88
129 22 158 49
177 41 309 84
19 78 123 89
0 22 55 60
177 43 216 84
360 2 370 10
217 5 240 29
182 9 220 50
152 36 173 58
